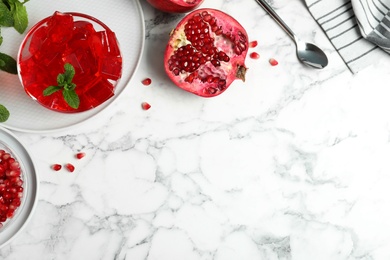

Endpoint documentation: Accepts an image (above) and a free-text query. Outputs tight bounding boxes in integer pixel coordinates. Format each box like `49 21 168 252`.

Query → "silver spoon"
254 0 328 69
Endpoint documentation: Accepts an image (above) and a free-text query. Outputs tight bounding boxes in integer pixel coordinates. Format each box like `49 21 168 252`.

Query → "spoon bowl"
255 0 328 69
295 38 328 69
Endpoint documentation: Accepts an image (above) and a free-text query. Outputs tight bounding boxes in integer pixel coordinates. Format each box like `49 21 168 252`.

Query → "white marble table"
2 0 390 259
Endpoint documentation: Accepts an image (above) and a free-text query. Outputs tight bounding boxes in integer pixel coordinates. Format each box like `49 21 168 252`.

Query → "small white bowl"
0 126 38 248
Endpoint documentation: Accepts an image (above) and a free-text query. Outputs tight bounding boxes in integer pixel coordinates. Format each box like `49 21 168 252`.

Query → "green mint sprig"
0 0 29 74
0 104 10 123
0 0 29 122
43 63 80 109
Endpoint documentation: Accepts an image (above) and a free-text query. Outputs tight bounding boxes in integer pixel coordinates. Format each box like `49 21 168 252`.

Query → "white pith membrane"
167 10 247 96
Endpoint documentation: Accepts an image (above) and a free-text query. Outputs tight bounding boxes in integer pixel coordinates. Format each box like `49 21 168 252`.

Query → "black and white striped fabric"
305 0 390 73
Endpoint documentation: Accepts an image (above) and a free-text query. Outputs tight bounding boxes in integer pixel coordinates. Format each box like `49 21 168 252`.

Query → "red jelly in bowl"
18 11 123 113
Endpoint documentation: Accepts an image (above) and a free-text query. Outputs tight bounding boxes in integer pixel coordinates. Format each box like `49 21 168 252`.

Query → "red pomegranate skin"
146 0 204 13
164 8 248 97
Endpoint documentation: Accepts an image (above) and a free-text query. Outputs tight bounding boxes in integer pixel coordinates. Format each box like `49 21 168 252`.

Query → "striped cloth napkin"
304 0 390 73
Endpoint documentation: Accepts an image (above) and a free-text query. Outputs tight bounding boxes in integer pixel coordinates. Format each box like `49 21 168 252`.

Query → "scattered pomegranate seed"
249 52 260 59
141 102 151 110
65 163 75 172
52 164 62 171
142 78 152 86
76 152 86 159
269 58 278 66
249 40 258 48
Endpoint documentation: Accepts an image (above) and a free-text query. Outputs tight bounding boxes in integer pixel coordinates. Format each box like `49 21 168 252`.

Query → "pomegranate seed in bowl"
0 149 24 226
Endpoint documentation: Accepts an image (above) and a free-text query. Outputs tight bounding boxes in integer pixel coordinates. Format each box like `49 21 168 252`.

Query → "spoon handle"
254 0 295 39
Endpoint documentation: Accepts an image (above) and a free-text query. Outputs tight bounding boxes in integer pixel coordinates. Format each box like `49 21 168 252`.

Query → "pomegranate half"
164 8 248 97
146 0 204 13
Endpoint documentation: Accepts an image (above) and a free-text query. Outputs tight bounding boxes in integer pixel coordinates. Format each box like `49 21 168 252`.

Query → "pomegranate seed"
9 161 20 170
76 152 86 159
141 102 151 110
141 78 152 86
249 40 258 48
65 163 75 172
7 158 15 164
269 58 278 66
6 209 15 218
52 164 62 171
249 52 260 59
3 192 12 200
2 153 10 161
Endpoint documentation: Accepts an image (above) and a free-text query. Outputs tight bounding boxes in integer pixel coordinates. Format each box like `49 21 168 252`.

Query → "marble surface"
1 0 390 259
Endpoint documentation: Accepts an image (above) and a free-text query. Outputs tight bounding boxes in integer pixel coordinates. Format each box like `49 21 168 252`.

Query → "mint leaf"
0 2 14 27
63 89 79 109
11 1 27 33
63 63 75 83
0 104 10 122
4 0 16 5
57 73 65 86
0 52 17 74
43 86 62 96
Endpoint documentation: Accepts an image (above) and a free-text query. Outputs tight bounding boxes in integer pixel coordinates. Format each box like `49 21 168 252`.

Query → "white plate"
0 126 38 248
0 0 145 133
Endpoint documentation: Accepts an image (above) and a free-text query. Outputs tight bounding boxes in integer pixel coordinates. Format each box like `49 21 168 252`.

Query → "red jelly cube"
83 77 115 109
100 30 121 56
71 46 99 85
47 12 74 44
88 32 104 64
28 25 48 55
100 55 122 80
73 21 96 39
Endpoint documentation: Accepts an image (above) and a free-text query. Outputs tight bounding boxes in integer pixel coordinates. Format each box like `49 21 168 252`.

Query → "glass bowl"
0 127 38 247
17 11 123 113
